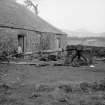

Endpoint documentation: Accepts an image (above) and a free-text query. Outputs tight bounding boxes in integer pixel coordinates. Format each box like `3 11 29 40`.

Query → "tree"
24 0 39 15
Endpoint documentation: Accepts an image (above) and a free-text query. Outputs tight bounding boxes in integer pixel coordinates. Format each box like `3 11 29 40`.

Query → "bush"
0 51 9 62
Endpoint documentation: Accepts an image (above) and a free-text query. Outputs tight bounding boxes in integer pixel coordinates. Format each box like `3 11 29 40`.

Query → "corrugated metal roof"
0 0 65 34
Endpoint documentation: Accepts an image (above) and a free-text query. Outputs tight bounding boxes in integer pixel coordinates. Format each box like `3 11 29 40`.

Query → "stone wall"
27 32 67 51
0 28 18 53
26 31 40 52
0 28 67 54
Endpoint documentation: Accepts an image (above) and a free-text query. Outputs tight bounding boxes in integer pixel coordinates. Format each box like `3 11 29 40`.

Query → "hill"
67 36 105 47
62 29 105 47
62 29 105 37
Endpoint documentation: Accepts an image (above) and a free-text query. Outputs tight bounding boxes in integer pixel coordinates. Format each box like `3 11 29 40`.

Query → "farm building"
0 0 67 53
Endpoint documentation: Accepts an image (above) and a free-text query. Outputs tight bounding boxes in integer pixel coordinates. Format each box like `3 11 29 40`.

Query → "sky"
17 0 105 33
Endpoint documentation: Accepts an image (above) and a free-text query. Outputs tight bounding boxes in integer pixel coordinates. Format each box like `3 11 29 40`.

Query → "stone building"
0 0 67 53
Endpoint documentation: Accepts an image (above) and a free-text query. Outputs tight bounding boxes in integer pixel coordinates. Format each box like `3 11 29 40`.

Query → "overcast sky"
17 0 105 33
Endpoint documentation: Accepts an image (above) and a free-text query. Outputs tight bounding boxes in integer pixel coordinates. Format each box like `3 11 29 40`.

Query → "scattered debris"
39 55 57 61
53 63 64 66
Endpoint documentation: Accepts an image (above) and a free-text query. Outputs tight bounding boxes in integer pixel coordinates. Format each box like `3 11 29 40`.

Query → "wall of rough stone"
26 32 67 52
0 28 67 54
40 32 57 50
28 31 41 52
0 28 18 53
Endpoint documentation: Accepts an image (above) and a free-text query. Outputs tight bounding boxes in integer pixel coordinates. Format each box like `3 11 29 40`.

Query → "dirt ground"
1 61 105 84
0 60 105 105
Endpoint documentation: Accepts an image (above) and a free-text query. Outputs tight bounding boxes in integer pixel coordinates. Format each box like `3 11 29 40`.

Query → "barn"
0 0 67 54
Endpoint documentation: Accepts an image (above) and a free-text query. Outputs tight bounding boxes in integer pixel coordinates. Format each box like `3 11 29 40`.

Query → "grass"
0 61 105 105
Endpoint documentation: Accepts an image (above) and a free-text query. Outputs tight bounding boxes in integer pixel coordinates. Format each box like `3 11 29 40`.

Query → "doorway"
56 38 61 49
18 35 24 52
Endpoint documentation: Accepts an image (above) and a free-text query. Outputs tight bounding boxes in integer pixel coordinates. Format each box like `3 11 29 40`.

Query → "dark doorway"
18 35 24 52
56 38 61 49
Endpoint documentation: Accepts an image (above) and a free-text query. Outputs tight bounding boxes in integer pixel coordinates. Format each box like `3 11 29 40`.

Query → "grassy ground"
0 60 105 105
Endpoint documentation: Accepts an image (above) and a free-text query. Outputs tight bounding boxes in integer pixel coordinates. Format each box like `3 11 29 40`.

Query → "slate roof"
0 0 65 34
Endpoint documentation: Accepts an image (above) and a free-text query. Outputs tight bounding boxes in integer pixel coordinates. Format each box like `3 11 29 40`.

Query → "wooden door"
18 35 24 52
